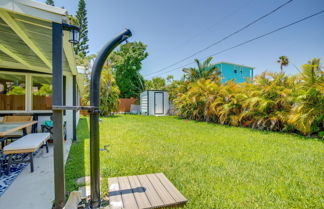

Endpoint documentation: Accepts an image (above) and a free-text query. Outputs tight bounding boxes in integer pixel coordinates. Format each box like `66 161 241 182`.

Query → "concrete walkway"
0 139 72 209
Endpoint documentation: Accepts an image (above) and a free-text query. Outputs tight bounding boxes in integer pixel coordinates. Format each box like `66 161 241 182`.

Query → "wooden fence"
0 94 25 110
33 95 52 110
0 95 52 110
118 98 137 113
79 98 138 116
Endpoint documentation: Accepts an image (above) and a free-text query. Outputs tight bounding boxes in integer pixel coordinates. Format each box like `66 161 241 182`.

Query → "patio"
0 138 72 209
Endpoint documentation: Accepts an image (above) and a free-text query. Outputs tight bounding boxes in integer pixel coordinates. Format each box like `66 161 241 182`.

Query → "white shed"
140 90 169 115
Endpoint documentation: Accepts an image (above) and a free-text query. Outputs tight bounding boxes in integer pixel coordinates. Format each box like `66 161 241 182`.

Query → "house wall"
216 63 253 83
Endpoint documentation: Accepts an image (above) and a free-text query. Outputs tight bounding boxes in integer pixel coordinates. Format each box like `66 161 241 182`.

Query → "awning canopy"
0 0 77 75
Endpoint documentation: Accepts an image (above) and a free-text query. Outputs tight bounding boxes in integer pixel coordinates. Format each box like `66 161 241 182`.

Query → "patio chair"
41 116 67 141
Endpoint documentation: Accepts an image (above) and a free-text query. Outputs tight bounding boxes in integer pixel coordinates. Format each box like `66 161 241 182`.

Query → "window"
32 76 52 110
0 74 26 110
234 67 237 74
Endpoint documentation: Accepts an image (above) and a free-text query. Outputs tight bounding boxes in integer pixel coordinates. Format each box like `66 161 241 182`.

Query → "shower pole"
89 29 132 208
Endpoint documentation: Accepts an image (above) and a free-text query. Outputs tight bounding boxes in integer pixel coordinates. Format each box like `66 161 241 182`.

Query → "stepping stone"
76 176 102 186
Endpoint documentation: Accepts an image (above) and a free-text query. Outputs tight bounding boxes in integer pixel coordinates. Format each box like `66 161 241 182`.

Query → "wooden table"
0 121 37 142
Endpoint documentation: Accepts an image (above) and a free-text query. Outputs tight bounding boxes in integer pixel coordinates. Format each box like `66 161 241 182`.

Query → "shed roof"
0 0 76 75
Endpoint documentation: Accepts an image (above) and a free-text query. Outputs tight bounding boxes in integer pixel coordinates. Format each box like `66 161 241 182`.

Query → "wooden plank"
128 175 151 209
108 177 124 209
146 174 175 205
155 173 187 204
137 174 164 208
109 174 187 209
118 176 138 209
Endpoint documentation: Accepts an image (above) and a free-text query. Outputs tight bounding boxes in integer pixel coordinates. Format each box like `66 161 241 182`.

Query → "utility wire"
146 9 324 78
164 0 256 54
144 0 294 77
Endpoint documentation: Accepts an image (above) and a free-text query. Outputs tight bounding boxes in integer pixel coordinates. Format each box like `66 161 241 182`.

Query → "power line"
146 9 324 78
164 0 256 55
144 0 294 78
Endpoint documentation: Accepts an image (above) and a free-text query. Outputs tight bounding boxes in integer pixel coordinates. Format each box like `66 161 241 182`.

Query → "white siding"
140 90 170 116
140 91 148 115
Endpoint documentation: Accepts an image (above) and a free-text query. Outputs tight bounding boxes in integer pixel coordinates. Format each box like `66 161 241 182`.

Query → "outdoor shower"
89 29 132 208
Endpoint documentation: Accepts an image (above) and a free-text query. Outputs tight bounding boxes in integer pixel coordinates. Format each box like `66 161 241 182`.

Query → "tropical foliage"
76 54 120 116
288 58 324 136
173 58 323 137
99 68 120 116
33 84 52 96
183 56 220 82
6 86 25 95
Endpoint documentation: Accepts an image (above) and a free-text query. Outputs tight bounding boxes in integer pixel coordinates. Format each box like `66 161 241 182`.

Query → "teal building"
215 62 254 83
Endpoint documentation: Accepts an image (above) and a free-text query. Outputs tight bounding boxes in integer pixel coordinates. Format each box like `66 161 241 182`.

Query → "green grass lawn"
66 115 324 208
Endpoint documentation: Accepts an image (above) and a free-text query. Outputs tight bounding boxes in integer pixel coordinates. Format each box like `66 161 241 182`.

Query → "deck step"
108 173 187 209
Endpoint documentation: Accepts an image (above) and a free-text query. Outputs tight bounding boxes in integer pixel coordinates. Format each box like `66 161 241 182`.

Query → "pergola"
0 0 78 208
0 0 76 74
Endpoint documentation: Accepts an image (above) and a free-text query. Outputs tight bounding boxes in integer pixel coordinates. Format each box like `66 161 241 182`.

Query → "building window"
234 67 237 74
240 68 243 74
0 73 26 110
32 76 52 110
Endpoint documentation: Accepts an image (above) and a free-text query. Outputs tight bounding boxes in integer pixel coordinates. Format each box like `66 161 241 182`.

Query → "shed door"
154 92 164 114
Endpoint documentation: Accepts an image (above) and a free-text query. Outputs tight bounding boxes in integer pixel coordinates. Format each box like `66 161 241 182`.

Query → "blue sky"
41 0 324 79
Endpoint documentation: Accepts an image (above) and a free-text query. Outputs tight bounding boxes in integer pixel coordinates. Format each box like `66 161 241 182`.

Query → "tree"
145 77 166 90
76 54 120 115
183 56 220 82
277 56 289 73
45 0 55 6
74 0 89 58
75 54 96 106
110 42 148 98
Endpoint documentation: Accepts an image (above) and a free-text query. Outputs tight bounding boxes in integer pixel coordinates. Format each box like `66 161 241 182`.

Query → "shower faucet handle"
100 145 110 152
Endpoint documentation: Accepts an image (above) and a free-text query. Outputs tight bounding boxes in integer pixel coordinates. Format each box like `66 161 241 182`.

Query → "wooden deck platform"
108 173 187 209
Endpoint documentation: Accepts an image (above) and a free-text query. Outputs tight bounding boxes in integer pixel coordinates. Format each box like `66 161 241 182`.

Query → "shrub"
173 58 323 137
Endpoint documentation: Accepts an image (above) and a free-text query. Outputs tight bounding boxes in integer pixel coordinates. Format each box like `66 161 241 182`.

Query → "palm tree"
182 56 220 82
288 58 324 136
277 56 289 73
